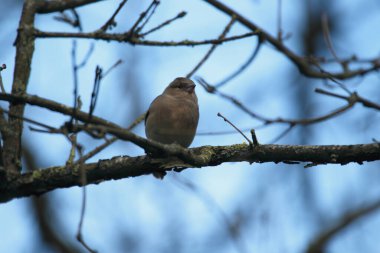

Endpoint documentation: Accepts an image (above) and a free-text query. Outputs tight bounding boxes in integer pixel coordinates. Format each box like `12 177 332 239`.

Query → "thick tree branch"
3 0 36 174
0 142 379 203
35 0 103 14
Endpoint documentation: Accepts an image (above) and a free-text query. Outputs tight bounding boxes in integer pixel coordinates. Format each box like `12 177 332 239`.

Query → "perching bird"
145 77 199 148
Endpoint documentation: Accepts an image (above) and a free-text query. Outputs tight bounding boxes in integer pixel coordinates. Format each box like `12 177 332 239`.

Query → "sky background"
1 0 380 253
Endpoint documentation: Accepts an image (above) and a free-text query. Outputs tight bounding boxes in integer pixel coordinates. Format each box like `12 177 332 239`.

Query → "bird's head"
164 77 196 96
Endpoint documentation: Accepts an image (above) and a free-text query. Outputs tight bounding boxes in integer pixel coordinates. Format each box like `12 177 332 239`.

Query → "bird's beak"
186 84 196 93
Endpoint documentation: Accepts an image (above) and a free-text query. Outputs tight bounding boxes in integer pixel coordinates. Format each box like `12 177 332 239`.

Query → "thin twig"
321 13 339 63
98 0 128 32
198 77 355 127
86 59 123 123
73 112 145 165
217 112 253 147
307 54 380 65
129 0 160 35
312 61 351 94
315 88 380 111
135 0 160 34
2 107 58 133
214 36 262 88
69 13 92 126
268 124 295 144
197 77 269 122
139 11 186 37
88 66 102 121
71 40 79 126
277 0 283 41
70 40 94 126
250 129 259 146
74 116 96 253
54 9 82 31
34 29 259 47
76 191 93 253
71 9 82 31
77 43 95 69
102 59 123 77
74 137 117 165
61 13 97 252
0 64 7 93
186 16 236 78
0 93 121 128
127 112 146 130
315 88 347 100
76 185 97 253
1 108 80 151
66 135 78 166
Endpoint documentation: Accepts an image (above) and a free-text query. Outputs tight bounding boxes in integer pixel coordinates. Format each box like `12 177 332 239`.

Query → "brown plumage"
145 77 199 148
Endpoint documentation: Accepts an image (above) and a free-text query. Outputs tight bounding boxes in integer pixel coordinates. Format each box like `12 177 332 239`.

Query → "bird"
145 77 199 149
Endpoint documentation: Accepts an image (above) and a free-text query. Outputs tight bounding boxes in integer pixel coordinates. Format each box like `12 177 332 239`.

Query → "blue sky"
1 0 380 252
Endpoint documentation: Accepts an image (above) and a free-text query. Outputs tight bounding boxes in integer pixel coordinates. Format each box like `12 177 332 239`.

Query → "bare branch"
217 112 253 147
3 0 36 174
97 0 128 32
215 36 262 88
139 11 187 38
76 180 97 253
0 93 121 128
187 16 236 78
54 9 82 31
198 78 354 127
23 145 83 253
88 66 102 120
129 0 160 35
276 0 283 41
321 13 340 64
306 199 380 253
73 112 145 165
316 88 380 111
102 59 123 77
250 129 259 146
35 0 104 14
197 77 268 121
34 29 259 46
268 124 295 144
203 0 380 80
1 142 379 203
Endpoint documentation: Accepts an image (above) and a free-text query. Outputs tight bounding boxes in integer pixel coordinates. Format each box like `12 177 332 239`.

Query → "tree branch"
1 142 379 203
315 88 380 111
203 0 380 80
0 93 120 128
3 0 36 174
306 199 380 253
33 29 258 46
35 0 104 14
